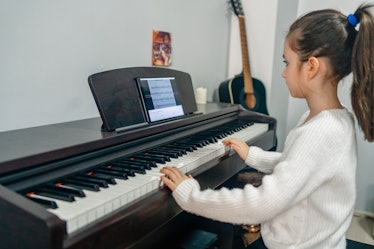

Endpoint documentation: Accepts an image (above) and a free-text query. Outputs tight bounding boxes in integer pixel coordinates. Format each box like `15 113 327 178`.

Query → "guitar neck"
238 15 254 94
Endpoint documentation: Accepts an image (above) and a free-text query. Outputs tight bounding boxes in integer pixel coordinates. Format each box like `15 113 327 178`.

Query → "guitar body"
218 74 269 115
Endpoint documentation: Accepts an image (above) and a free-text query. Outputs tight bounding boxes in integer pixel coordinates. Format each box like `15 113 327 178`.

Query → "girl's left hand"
160 166 192 191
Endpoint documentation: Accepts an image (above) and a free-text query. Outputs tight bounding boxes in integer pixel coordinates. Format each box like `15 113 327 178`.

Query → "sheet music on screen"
136 77 184 123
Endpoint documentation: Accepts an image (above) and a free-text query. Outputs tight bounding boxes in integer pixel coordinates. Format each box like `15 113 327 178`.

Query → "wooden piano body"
0 68 276 249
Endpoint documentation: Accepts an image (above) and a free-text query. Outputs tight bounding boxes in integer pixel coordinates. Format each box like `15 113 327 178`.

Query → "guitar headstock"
230 0 244 17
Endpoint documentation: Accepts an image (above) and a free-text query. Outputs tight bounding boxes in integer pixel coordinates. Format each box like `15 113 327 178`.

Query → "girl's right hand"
222 138 250 161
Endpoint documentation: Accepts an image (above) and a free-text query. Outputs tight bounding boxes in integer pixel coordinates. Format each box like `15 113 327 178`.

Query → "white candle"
195 87 207 104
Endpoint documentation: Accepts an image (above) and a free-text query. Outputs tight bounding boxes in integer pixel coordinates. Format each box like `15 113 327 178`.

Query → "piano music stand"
88 67 198 132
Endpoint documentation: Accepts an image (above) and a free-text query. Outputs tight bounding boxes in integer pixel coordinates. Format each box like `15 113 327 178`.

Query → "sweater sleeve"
245 146 282 173
171 113 349 225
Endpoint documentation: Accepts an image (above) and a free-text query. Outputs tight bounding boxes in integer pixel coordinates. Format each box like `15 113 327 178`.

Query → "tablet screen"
136 77 184 123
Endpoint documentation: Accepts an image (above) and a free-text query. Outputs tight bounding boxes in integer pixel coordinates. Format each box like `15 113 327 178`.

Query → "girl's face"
282 38 308 98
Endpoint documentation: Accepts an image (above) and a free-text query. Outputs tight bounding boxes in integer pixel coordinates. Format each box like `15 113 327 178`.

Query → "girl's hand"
222 138 250 161
160 166 192 191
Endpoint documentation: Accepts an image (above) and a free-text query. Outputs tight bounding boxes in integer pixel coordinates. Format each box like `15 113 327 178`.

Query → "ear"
307 56 320 78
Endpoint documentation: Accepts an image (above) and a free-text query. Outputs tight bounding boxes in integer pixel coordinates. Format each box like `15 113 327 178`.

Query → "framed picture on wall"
152 30 172 67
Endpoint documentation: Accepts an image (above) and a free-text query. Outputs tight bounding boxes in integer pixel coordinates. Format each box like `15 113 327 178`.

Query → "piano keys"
25 121 268 234
0 102 276 249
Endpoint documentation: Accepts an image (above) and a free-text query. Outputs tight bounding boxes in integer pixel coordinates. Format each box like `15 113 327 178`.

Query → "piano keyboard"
24 121 268 234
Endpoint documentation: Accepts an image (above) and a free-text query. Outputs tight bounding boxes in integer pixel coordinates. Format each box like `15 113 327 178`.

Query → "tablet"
136 77 185 123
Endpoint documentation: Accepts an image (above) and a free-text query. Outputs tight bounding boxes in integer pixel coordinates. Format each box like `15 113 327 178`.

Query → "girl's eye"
283 60 289 66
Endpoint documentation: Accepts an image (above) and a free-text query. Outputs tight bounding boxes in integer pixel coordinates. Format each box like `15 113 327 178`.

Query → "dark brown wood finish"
0 185 65 249
0 103 238 176
0 103 276 249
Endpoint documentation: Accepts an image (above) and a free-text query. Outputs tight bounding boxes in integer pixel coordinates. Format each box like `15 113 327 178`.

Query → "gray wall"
0 0 230 131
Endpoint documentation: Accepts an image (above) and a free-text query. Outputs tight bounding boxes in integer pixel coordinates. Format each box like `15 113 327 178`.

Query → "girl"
160 3 374 249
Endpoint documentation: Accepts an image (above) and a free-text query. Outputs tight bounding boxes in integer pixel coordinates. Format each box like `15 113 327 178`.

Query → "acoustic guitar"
218 0 269 115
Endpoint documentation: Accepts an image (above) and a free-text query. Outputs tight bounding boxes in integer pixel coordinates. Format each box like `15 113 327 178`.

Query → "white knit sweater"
172 108 357 249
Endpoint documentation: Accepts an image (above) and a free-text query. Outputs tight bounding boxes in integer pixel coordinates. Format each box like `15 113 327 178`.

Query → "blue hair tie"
347 14 359 28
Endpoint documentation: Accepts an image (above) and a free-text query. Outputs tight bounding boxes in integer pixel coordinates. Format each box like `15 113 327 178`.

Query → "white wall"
227 0 278 89
0 0 230 132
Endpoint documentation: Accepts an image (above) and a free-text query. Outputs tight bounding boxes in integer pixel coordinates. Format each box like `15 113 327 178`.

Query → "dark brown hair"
287 3 374 142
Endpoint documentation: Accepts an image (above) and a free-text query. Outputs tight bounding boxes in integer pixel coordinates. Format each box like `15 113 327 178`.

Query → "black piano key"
106 168 135 177
161 146 187 155
26 194 58 209
85 172 118 184
70 175 109 188
37 186 76 201
141 154 167 163
242 121 254 127
215 133 226 139
191 137 210 144
111 162 147 174
200 138 212 144
171 143 197 151
130 157 157 168
83 175 113 188
62 178 100 192
36 189 75 202
92 169 128 180
112 161 146 171
132 155 166 164
116 159 153 169
161 147 185 155
192 139 210 145
206 137 219 143
142 152 171 162
46 183 86 197
104 165 136 176
148 149 179 158
184 141 204 148
131 159 157 168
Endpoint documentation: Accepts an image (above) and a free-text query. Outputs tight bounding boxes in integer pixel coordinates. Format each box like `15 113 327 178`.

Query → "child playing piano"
160 3 374 249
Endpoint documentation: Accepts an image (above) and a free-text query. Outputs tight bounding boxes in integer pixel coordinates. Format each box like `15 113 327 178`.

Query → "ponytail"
351 3 374 142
